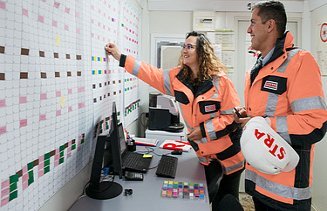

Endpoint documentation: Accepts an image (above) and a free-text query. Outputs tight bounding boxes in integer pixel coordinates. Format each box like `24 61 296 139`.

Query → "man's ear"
266 19 276 33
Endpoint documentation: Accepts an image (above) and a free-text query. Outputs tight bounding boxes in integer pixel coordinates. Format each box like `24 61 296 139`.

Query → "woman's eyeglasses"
182 43 196 50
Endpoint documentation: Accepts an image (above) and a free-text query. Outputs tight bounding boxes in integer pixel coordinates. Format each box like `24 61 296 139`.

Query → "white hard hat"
241 116 299 174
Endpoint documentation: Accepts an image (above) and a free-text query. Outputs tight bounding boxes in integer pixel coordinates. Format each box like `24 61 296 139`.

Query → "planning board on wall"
0 0 141 210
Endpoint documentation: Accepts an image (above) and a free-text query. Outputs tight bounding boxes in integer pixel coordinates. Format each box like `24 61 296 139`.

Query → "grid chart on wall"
120 0 141 126
0 0 141 210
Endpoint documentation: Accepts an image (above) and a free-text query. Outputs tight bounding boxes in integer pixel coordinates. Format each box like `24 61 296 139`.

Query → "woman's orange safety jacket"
244 31 327 210
120 55 245 175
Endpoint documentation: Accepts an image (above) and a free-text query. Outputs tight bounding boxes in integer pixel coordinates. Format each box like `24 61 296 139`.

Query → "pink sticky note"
0 99 6 108
19 96 27 104
22 181 28 190
38 170 44 177
64 24 69 31
68 106 72 112
20 119 27 128
38 162 44 171
22 166 28 174
56 110 61 116
38 15 44 23
65 7 70 13
52 20 57 27
56 91 61 97
22 173 29 182
78 103 85 109
1 180 9 188
0 1 6 10
39 155 44 163
78 87 85 93
0 126 6 135
53 2 60 8
1 188 9 196
40 93 47 100
39 114 46 121
1 197 9 206
22 8 28 16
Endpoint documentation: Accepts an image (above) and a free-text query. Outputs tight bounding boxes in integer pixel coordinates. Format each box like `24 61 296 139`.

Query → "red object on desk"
160 140 191 151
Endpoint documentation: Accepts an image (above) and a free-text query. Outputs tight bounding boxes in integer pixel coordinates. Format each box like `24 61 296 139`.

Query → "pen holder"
127 138 136 151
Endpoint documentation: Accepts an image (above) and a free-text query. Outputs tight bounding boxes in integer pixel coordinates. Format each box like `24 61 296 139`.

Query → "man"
235 1 327 210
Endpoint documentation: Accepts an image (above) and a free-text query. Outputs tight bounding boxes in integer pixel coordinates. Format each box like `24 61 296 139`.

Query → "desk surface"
69 146 210 211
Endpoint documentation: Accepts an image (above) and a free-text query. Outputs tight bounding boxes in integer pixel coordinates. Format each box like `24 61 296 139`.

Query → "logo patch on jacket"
263 80 278 91
261 75 287 95
205 104 216 112
199 101 220 114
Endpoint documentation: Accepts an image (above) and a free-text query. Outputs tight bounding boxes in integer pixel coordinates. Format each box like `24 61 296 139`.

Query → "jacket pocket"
199 101 220 114
174 90 190 104
261 75 287 95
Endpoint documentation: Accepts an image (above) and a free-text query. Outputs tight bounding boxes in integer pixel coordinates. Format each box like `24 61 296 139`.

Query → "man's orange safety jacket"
244 31 327 210
119 55 245 175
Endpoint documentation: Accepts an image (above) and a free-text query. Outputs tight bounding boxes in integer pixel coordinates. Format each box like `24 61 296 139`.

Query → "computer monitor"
85 102 123 200
109 122 125 179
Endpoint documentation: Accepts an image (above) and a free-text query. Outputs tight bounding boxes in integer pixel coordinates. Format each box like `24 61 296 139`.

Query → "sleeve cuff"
119 54 127 67
200 122 206 138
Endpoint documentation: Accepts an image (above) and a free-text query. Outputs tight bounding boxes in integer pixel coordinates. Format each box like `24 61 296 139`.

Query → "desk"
69 145 210 211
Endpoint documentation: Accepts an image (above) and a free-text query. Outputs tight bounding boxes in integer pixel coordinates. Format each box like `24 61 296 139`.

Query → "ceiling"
146 0 306 12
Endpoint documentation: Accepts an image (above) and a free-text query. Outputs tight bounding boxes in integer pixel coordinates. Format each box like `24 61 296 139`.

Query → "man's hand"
233 106 251 127
105 42 121 61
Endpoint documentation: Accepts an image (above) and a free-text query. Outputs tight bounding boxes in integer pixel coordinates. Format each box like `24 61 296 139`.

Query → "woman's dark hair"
178 31 226 82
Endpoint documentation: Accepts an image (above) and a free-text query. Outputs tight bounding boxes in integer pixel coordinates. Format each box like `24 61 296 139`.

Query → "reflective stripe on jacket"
122 55 245 175
244 31 327 210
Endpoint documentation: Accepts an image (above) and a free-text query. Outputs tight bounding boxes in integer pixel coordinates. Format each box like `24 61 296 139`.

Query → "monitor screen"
118 124 126 154
85 102 123 200
109 122 124 179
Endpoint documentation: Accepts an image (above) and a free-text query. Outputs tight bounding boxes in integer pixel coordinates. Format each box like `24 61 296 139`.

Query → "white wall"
310 2 327 210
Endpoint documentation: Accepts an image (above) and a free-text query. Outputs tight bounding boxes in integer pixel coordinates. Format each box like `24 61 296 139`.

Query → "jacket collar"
265 31 294 65
176 69 214 98
248 31 295 86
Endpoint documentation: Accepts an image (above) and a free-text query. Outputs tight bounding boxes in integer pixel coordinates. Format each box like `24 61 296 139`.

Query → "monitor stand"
85 181 123 200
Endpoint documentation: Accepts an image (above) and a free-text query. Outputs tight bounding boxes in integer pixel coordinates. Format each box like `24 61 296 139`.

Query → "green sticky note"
45 153 51 160
10 182 17 192
9 190 18 201
60 145 65 151
9 174 18 183
27 162 34 170
44 166 50 174
28 177 34 185
44 159 50 166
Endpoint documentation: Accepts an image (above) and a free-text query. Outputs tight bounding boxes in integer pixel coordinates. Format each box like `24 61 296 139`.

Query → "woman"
105 31 244 210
